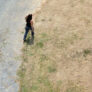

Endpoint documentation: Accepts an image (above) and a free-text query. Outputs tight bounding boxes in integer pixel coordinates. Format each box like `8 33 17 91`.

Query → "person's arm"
30 20 34 31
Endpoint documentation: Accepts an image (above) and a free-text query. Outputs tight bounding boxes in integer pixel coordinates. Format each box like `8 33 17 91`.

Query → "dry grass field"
18 0 92 92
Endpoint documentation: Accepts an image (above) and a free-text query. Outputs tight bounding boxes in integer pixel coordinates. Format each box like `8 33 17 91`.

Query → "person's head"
25 14 32 22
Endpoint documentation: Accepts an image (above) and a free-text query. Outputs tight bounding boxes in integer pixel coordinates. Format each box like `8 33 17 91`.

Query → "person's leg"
23 26 29 41
31 27 34 38
32 31 34 37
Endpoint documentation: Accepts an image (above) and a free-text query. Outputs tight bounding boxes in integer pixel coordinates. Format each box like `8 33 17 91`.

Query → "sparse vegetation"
65 81 84 92
36 41 44 48
48 66 56 73
66 86 83 92
18 0 92 92
83 49 91 57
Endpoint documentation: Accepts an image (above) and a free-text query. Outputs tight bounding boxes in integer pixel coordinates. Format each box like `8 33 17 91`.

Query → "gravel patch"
0 0 43 92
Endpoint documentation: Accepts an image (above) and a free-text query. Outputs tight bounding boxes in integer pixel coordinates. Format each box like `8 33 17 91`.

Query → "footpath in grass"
18 0 92 92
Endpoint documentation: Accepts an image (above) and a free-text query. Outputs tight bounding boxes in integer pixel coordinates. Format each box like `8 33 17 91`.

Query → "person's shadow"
26 36 34 45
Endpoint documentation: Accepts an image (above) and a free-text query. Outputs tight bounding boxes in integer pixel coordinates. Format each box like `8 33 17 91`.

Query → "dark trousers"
23 26 34 40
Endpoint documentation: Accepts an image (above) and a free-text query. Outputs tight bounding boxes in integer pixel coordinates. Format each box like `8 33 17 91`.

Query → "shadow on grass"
26 37 34 45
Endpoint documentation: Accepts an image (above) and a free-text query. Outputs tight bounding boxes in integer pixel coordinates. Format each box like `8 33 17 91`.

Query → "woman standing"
23 14 34 42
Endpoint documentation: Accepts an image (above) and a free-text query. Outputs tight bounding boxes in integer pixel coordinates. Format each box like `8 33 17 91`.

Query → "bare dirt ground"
19 0 92 92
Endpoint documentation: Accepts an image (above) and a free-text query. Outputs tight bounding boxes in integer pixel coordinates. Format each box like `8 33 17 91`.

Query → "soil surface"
19 0 92 92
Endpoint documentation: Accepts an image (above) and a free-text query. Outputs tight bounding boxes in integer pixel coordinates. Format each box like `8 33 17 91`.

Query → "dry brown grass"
18 0 92 92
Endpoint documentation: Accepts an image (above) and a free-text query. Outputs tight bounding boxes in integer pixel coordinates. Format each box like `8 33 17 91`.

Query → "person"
23 14 34 42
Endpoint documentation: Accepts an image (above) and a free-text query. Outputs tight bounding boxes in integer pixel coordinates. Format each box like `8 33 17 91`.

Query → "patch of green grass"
21 31 24 34
22 47 27 53
23 56 28 62
28 53 34 56
48 66 56 73
21 85 30 92
22 50 28 62
66 86 83 92
43 78 51 86
31 85 39 91
17 69 25 78
22 46 29 62
39 77 54 92
36 41 44 48
40 33 51 43
73 34 78 39
66 81 84 92
83 49 91 57
40 54 48 62
29 76 54 92
41 33 48 37
53 80 62 92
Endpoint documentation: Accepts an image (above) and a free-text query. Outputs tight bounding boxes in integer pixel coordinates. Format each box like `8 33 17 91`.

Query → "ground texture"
0 0 42 92
19 0 92 92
